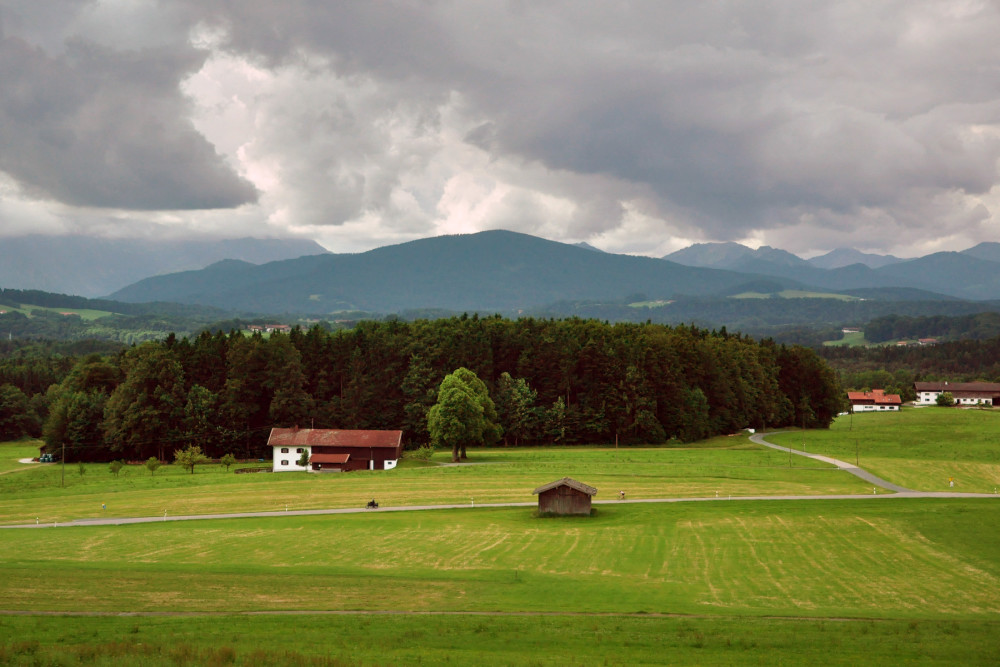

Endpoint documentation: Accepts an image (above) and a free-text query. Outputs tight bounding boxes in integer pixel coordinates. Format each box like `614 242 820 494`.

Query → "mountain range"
664 241 1000 301
7 230 1000 317
0 235 327 297
664 242 905 270
110 231 787 313
105 230 1000 315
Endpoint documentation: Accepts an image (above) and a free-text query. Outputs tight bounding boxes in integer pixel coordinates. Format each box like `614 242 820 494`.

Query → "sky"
0 1 998 259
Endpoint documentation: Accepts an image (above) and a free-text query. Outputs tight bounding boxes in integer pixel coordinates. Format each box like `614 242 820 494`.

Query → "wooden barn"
532 477 597 515
269 428 403 472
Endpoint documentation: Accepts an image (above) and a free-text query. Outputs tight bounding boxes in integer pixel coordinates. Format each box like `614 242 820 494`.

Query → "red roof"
847 389 901 405
268 428 402 449
310 453 350 464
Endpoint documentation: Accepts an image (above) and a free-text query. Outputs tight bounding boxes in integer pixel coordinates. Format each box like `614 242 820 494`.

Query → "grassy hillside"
769 408 1000 492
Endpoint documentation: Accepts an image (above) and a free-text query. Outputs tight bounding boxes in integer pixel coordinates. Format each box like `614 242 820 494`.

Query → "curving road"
749 431 913 492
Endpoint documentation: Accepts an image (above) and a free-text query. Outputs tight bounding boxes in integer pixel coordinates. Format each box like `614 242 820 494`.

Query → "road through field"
749 431 914 492
3 433 997 529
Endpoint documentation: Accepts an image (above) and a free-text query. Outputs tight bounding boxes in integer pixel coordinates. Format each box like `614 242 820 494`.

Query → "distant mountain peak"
808 248 902 270
664 242 806 269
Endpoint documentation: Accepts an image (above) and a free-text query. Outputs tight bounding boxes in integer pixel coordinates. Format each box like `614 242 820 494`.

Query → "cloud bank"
0 1 998 257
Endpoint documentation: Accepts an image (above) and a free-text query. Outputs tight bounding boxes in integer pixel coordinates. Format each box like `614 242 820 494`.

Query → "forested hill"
109 230 804 312
33 317 842 462
0 235 327 297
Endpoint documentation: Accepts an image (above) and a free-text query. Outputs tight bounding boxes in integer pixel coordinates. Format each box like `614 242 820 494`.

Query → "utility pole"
61 442 65 488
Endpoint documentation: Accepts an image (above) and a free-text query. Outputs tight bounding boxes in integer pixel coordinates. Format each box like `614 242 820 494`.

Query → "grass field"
3 410 1000 665
4 304 115 321
730 290 859 301
823 330 869 347
0 436 872 525
3 614 997 666
770 408 1000 492
2 499 999 664
0 441 40 474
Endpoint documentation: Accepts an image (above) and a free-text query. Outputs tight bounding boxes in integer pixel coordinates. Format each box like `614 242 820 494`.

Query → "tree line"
0 316 844 461
863 312 1000 343
821 334 1000 400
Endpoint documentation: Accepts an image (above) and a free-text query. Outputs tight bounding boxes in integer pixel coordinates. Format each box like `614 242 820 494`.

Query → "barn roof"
532 477 598 496
914 381 1000 393
310 453 351 464
847 389 901 405
268 428 402 449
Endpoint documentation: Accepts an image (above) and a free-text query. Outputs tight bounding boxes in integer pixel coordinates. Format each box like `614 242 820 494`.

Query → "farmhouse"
847 389 902 412
913 381 1000 406
248 324 292 333
269 427 403 472
532 477 597 515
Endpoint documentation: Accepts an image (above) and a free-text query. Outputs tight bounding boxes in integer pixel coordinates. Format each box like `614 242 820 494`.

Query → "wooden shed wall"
538 486 592 515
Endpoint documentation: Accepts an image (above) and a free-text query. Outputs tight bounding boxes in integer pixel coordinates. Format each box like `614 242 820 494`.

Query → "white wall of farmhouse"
851 404 899 412
916 391 993 405
273 445 311 471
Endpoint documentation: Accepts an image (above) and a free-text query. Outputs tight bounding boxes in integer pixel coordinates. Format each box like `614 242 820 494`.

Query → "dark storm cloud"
2 1 998 254
0 5 257 210
182 1 1000 246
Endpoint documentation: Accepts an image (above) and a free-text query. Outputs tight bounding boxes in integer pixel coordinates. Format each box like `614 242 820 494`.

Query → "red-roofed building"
269 428 403 472
847 389 902 412
914 381 1000 406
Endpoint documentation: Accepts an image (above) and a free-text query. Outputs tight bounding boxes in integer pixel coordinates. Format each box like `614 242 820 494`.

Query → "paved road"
749 431 914 492
4 434 997 529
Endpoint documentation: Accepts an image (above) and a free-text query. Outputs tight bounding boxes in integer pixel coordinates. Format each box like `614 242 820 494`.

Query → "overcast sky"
1 1 998 258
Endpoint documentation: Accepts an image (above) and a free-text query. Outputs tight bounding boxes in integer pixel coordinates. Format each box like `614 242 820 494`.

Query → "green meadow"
5 304 115 321
730 290 859 301
823 330 869 347
2 409 1000 665
2 500 999 664
771 407 1000 492
0 436 867 526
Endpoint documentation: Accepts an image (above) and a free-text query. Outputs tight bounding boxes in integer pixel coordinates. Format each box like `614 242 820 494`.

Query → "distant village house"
248 324 292 333
914 381 1000 406
847 389 902 412
269 427 403 472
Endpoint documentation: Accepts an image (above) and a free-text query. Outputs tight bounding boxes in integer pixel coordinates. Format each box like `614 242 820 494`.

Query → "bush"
936 392 954 407
408 445 434 461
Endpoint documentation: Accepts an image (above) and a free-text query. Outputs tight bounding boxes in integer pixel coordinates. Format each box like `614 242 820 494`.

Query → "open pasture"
3 500 999 617
2 613 997 666
0 441 42 474
770 408 1000 492
0 436 870 525
2 499 999 664
6 304 115 321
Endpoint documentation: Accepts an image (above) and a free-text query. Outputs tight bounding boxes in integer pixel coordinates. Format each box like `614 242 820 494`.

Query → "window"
281 447 289 453
281 460 288 466
296 448 304 453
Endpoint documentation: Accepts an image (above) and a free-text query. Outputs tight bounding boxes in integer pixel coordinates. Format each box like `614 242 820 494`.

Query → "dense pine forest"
1 317 842 462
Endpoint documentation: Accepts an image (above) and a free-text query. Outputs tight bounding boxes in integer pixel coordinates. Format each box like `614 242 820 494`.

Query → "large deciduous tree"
427 367 501 462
